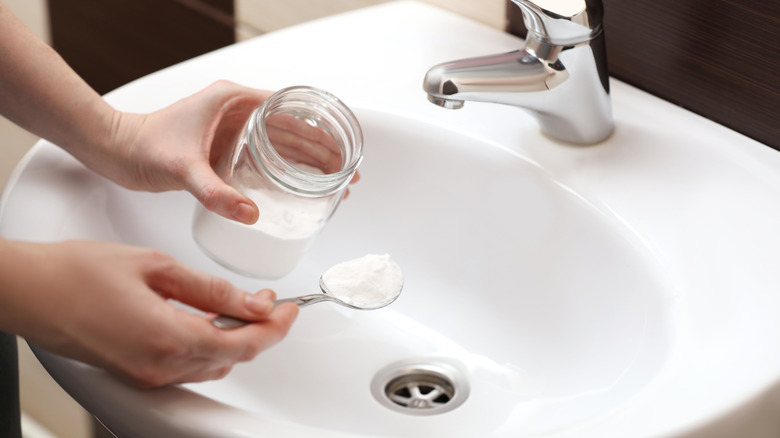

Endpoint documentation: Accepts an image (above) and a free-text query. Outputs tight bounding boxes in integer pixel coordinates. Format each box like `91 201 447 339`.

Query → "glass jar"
192 86 363 279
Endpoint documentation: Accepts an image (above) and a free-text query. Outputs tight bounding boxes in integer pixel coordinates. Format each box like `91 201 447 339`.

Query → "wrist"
0 239 48 337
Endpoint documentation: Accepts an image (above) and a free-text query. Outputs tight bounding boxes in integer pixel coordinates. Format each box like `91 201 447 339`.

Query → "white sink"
3 2 780 437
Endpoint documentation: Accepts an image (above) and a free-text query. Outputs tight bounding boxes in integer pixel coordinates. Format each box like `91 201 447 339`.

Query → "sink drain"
371 359 469 415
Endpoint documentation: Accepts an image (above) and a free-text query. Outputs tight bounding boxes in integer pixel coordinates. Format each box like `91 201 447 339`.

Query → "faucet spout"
424 48 570 107
423 0 613 144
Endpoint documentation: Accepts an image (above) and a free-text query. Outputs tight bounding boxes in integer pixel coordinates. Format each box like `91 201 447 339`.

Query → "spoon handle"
212 294 329 329
275 294 332 307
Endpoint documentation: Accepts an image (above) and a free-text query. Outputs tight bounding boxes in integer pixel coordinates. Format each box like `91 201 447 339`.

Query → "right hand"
0 239 298 388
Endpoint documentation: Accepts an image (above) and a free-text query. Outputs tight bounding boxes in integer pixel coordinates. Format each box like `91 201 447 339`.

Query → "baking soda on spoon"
212 254 403 329
321 254 404 308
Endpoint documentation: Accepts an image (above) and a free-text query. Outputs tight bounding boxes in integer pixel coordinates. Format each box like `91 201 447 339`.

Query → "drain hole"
371 360 469 416
433 393 451 404
396 386 412 398
419 385 435 394
386 375 455 410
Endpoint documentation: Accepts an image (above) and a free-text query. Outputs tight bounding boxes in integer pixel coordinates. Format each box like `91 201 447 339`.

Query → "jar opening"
265 112 344 175
249 86 363 196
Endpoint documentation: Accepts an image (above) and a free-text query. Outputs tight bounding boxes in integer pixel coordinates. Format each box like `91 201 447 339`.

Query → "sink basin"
4 2 780 437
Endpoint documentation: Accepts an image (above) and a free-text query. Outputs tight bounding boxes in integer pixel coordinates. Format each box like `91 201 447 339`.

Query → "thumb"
187 163 258 224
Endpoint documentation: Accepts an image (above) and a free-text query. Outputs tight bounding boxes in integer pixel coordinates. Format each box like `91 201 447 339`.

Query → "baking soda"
192 185 330 279
321 254 403 308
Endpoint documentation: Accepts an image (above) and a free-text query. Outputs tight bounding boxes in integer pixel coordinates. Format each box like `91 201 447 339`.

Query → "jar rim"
248 86 363 196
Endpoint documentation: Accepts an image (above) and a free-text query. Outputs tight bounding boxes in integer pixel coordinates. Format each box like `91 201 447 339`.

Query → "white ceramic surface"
2 2 780 437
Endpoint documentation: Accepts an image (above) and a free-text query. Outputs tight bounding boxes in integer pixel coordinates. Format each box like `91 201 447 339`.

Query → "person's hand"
84 81 359 226
97 80 273 225
0 239 298 388
1 7 364 223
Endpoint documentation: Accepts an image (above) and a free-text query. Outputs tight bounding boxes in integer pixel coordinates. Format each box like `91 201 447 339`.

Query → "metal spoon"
212 276 403 329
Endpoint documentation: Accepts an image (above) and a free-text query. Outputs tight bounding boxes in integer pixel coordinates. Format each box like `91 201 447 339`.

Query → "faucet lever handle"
510 0 604 45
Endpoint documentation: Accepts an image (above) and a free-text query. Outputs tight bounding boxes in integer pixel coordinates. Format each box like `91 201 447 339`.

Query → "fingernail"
256 289 277 301
232 202 257 224
245 293 273 315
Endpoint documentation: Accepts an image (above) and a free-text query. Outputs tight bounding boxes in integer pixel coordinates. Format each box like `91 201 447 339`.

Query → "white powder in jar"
192 163 331 279
192 200 321 279
321 254 404 308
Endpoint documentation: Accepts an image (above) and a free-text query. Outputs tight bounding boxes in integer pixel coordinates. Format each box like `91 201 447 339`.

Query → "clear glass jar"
192 86 363 279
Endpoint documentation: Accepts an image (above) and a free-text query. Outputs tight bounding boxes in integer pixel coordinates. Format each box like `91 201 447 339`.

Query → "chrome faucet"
423 0 613 144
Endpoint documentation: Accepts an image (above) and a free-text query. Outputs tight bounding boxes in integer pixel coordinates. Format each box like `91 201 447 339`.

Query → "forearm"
0 3 117 164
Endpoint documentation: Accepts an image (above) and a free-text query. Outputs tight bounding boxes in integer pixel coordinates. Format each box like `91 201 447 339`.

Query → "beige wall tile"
0 117 37 191
1 0 50 190
18 341 92 438
419 0 505 29
236 0 387 36
236 0 505 39
2 0 50 43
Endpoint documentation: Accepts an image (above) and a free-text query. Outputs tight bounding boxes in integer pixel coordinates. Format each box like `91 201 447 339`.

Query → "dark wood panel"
48 0 235 95
507 1 780 150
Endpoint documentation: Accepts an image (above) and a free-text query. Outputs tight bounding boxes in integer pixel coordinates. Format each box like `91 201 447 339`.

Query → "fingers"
267 113 341 154
238 302 299 360
178 81 271 224
123 255 298 386
186 162 259 224
147 258 274 321
168 302 299 385
267 127 343 174
179 81 359 223
209 302 299 363
265 113 344 174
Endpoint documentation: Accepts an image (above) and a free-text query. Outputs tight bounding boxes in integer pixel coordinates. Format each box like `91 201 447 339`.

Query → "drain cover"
371 360 469 415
